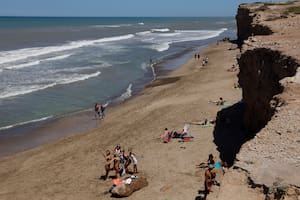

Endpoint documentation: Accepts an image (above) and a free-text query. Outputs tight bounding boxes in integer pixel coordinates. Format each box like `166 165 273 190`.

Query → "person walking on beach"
100 104 106 119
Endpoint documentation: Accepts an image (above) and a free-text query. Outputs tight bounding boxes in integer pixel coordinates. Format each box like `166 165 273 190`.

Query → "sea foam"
117 83 133 101
0 116 53 131
0 34 134 65
0 71 101 99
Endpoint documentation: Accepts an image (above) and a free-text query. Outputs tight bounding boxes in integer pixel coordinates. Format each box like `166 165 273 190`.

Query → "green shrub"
285 6 300 14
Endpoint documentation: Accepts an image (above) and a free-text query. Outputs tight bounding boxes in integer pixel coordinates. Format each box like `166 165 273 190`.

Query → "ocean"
0 17 236 132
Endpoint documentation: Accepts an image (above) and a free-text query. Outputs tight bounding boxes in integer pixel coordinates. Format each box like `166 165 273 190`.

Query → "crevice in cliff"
238 48 299 134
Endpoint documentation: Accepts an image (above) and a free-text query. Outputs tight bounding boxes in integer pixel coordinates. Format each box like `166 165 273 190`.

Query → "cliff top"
241 1 300 62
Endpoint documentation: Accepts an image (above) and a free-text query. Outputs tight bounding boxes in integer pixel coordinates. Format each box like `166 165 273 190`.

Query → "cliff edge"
215 1 300 199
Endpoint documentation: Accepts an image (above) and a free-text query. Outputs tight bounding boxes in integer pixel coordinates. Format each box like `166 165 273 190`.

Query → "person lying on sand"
196 153 215 168
209 97 226 106
190 119 216 126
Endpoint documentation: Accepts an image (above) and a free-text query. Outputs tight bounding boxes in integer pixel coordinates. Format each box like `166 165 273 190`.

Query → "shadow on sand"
213 101 256 167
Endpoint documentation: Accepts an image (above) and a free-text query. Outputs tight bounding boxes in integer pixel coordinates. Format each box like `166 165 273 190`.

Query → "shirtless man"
204 164 216 197
113 155 120 178
121 150 131 173
102 150 112 180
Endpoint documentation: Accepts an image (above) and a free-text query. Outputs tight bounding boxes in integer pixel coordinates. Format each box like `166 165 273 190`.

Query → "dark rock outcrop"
238 48 298 134
236 4 273 46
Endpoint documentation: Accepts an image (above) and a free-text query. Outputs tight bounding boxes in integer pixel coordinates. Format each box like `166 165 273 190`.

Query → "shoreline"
0 40 242 200
0 45 202 158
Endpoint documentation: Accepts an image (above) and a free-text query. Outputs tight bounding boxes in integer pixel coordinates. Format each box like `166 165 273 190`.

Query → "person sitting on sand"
102 150 112 180
160 128 170 142
196 153 215 168
233 82 241 89
204 164 217 196
182 123 190 134
129 151 138 174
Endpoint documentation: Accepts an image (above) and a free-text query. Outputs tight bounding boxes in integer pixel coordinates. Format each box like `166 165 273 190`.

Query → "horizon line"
0 15 235 18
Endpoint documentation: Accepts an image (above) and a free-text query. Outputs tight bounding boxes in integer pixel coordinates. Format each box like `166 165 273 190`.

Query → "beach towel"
172 135 194 139
221 103 232 108
215 162 221 169
200 124 214 128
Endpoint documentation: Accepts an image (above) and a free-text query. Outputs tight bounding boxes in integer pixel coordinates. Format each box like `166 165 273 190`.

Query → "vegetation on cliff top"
285 6 300 14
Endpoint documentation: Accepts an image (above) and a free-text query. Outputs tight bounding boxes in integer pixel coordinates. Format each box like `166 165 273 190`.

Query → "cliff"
215 1 300 199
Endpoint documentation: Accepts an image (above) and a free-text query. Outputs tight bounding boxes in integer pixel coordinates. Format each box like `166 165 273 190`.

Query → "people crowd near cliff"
102 145 138 180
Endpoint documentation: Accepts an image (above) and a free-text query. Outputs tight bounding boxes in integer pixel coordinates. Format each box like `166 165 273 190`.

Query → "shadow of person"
213 101 254 167
99 175 107 180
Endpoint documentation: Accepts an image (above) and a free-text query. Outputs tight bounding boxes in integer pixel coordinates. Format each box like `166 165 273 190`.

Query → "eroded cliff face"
220 1 300 199
236 3 273 46
238 48 298 133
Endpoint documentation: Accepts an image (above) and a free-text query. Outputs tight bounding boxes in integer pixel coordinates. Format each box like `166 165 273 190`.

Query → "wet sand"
0 41 241 200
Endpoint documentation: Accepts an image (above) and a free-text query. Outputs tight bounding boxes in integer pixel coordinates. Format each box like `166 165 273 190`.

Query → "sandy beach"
0 41 241 200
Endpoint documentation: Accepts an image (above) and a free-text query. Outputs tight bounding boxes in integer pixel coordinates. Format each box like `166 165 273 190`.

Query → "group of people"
160 123 192 143
196 154 228 199
102 145 138 180
194 54 209 66
94 103 106 120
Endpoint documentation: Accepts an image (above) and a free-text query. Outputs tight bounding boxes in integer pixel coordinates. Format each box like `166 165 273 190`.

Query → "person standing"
94 103 100 119
204 164 216 198
129 151 138 173
100 104 106 119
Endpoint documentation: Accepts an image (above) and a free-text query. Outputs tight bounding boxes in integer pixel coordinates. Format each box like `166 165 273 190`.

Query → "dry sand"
0 41 242 200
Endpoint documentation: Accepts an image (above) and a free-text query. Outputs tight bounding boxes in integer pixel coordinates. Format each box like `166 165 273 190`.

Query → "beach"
0 40 241 199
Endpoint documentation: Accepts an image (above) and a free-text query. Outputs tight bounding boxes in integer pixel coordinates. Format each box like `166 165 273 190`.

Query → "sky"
0 0 287 17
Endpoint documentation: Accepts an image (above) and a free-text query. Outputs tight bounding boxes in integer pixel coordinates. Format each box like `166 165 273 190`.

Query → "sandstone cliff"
215 1 300 199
